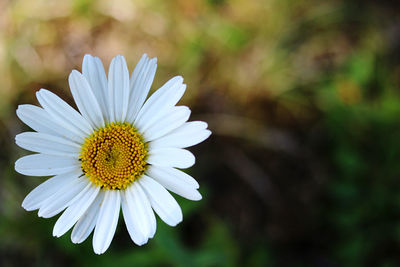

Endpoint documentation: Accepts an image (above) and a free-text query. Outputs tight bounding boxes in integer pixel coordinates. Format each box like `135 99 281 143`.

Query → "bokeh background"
1 0 400 266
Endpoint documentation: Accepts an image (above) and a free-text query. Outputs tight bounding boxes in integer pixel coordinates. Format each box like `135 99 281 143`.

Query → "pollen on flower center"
80 122 148 190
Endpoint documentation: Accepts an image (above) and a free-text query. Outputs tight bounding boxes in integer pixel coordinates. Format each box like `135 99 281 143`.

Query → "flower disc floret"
80 122 147 190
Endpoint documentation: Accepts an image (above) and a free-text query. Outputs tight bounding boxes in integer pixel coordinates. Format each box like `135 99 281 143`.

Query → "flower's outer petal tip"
93 247 104 255
205 129 212 138
136 238 149 246
192 190 203 201
170 216 183 227
21 201 29 211
70 69 80 76
83 54 93 59
116 54 126 61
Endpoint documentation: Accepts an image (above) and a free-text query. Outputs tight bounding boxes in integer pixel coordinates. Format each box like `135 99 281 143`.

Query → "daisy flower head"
15 54 211 254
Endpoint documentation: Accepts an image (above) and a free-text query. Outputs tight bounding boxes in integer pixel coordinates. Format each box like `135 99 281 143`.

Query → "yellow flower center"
80 122 147 190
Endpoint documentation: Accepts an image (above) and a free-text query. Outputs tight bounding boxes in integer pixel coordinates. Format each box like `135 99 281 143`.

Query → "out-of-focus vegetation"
1 0 400 266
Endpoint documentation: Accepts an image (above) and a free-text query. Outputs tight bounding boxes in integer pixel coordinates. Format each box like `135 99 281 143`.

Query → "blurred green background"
1 0 400 266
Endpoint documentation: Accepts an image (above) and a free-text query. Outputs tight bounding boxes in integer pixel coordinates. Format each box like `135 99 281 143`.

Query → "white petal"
71 191 104 244
150 121 211 149
15 154 79 176
82 55 109 122
129 183 157 238
146 165 201 201
121 194 145 244
36 89 92 137
16 132 81 157
126 54 157 123
69 70 104 129
22 170 81 211
142 106 191 142
16 104 84 143
134 76 185 132
53 183 99 237
93 190 120 254
108 55 130 122
147 148 195 168
130 54 148 88
138 175 183 226
122 183 156 245
38 177 88 218
146 165 199 189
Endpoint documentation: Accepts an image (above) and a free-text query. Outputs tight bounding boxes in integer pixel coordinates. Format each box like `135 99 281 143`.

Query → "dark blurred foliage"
1 0 400 266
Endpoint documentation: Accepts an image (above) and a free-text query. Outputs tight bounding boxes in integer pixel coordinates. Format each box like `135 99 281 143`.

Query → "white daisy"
15 54 211 254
